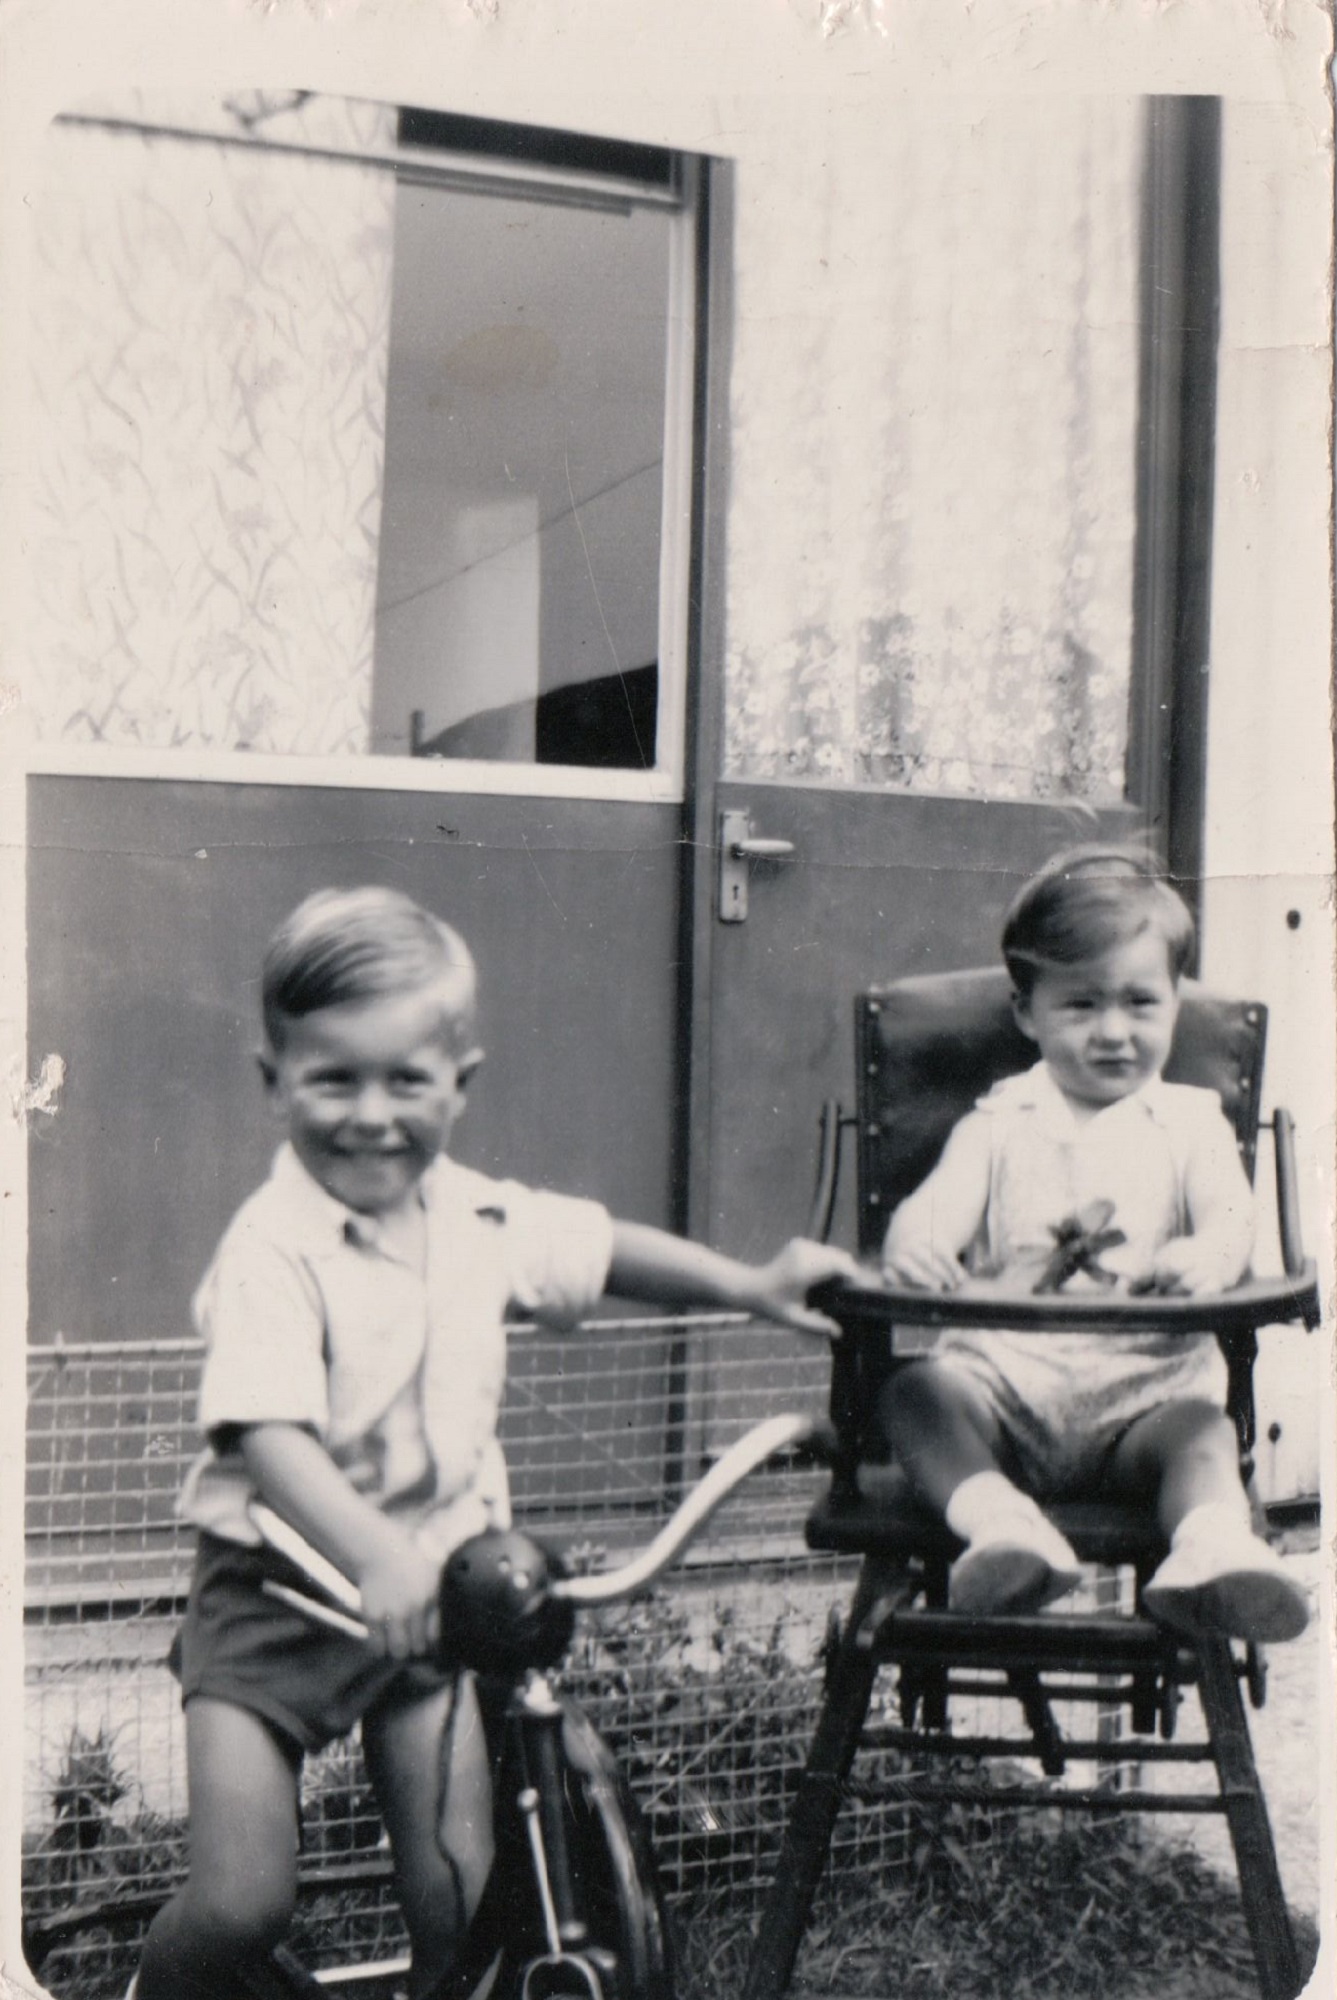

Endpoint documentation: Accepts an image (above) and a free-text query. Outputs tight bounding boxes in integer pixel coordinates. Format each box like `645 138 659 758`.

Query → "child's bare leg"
363 1674 494 2000
136 1698 300 2000
1110 1398 1310 1642
877 1358 1005 1511
1105 1397 1245 1538
879 1361 1080 1612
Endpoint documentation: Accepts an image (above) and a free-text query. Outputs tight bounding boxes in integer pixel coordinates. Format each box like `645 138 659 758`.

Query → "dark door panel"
27 776 683 1347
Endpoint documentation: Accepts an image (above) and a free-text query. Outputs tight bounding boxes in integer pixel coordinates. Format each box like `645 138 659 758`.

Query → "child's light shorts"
931 1328 1229 1500
171 1532 454 1756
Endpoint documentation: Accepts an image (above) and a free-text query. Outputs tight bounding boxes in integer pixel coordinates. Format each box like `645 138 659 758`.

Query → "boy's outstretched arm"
240 1422 441 1660
606 1222 862 1338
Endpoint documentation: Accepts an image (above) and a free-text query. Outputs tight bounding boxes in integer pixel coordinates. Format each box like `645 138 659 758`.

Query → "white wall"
1200 96 1334 1501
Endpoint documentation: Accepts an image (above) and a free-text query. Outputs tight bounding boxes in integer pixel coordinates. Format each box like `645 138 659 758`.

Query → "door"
24 85 1205 1419
691 94 1210 1271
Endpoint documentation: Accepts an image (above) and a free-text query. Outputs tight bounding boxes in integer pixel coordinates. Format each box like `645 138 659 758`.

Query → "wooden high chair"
743 970 1321 2000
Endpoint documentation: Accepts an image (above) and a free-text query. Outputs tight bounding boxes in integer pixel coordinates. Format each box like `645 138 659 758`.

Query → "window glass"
371 183 670 771
25 92 686 784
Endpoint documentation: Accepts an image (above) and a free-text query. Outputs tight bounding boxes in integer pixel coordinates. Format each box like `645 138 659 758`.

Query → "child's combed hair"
263 886 477 1051
1002 845 1194 996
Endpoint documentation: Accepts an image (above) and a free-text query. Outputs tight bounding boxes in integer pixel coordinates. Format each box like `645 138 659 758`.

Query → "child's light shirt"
933 1064 1249 1463
971 1063 1246 1284
180 1144 614 1562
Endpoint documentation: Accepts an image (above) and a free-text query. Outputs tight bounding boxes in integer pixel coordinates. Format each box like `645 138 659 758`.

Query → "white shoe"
124 1981 139 2000
949 1511 1082 1615
1144 1522 1310 1643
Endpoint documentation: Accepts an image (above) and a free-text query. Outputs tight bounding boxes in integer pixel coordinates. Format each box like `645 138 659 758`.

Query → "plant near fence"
23 1727 187 2000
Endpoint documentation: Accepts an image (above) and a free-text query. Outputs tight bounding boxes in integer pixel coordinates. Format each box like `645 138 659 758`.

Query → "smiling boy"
133 886 857 2000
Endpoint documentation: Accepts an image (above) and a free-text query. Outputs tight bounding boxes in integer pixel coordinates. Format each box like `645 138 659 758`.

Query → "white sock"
1172 1496 1252 1547
945 1469 1036 1542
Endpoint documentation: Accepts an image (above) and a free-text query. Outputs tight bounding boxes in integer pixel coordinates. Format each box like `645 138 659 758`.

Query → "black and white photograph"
2 5 1332 2000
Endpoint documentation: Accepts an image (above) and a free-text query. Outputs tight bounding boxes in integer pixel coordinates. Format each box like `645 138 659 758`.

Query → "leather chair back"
853 969 1266 1258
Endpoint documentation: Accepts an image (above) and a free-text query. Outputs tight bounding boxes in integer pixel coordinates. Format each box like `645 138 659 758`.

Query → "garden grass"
675 1814 1321 2000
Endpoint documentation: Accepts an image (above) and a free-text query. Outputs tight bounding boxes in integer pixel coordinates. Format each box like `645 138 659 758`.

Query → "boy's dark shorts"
170 1531 453 1756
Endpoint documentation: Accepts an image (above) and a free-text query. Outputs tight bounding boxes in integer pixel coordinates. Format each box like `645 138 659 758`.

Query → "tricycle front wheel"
427 1701 673 2000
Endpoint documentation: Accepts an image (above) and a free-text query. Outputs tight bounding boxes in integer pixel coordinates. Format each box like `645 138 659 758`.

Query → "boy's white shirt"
938 1063 1253 1281
180 1143 614 1563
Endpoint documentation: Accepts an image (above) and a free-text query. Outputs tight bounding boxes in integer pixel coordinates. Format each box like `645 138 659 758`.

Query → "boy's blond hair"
262 886 477 1052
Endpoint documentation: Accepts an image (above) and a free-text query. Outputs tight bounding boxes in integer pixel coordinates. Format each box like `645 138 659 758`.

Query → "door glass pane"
371 183 670 770
723 96 1142 804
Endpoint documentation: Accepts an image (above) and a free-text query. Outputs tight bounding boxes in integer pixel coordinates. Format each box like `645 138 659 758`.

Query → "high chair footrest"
807 1482 1168 1568
863 1606 1192 1678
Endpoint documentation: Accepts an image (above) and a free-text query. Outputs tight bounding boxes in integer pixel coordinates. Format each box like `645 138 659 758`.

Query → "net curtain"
25 89 397 757
723 95 1142 803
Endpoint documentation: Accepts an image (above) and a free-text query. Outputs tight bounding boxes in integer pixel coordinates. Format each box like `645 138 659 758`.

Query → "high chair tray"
811 1264 1320 1335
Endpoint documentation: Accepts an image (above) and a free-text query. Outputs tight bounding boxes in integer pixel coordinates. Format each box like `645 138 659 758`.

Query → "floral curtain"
25 91 396 756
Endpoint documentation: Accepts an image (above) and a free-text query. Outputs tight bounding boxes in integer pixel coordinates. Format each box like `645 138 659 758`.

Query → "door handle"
730 836 796 860
719 809 796 923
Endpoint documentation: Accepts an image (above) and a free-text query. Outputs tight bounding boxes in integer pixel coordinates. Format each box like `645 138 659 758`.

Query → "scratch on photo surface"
563 449 648 769
1252 0 1299 41
240 0 378 22
521 833 566 921
11 1054 66 1125
807 0 888 40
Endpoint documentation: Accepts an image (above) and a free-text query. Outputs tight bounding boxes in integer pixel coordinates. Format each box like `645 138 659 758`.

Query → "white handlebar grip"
249 1502 365 1614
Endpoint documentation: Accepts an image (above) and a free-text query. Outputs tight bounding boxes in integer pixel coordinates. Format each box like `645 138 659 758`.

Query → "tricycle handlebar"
250 1411 834 1658
554 1412 829 1605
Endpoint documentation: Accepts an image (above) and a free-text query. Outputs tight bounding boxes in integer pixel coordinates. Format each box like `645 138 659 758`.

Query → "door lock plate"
719 810 752 923
718 810 795 922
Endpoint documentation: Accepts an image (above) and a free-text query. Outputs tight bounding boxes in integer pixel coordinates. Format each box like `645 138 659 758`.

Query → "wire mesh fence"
24 1318 863 1993
25 1318 1185 1997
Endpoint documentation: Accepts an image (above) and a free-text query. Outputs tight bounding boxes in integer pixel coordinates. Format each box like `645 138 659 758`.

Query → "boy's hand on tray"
750 1238 864 1337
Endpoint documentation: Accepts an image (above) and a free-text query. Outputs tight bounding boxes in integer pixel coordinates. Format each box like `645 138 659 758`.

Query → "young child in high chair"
129 886 859 2000
878 846 1310 1645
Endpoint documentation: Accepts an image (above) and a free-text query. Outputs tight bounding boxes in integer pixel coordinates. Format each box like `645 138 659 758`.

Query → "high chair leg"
742 1559 893 2000
1194 1636 1301 2000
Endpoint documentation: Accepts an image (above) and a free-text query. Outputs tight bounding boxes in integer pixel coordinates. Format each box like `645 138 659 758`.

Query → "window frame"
28 105 702 805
